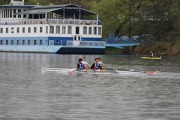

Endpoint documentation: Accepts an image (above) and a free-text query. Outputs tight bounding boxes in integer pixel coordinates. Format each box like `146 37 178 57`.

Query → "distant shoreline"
105 41 180 56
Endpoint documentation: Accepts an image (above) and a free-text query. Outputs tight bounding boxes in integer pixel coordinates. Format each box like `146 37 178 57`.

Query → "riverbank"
105 40 180 55
133 40 180 56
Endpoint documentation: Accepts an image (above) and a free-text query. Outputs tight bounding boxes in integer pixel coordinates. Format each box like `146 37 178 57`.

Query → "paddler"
150 51 154 57
98 57 106 68
77 58 86 70
82 57 90 68
91 58 103 71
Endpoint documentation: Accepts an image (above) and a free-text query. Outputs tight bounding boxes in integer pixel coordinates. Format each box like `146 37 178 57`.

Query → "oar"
106 67 133 71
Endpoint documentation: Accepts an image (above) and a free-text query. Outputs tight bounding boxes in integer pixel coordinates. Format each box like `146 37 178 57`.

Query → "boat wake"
154 71 180 79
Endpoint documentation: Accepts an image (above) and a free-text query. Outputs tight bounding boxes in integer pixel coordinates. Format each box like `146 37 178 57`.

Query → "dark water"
0 53 180 120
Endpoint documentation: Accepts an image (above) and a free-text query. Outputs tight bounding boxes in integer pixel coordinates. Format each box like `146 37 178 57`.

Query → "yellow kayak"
141 56 161 60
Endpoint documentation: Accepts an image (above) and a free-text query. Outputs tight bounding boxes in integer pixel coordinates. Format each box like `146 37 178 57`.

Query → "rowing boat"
41 66 157 76
141 56 161 60
115 69 144 75
41 66 112 74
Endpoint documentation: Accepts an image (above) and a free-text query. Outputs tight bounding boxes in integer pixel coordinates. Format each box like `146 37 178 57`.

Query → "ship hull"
0 45 105 54
56 47 105 54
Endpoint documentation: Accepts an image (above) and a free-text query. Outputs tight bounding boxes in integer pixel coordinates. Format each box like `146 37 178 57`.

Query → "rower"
82 57 90 68
98 57 106 68
77 58 86 70
91 58 102 71
150 51 154 57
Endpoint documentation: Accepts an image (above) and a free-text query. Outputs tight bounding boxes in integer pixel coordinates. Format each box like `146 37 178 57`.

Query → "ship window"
28 40 30 45
50 26 54 34
94 27 97 35
76 27 79 34
40 27 43 33
6 40 8 45
0 28 3 33
23 14 26 18
89 27 92 34
46 26 48 34
11 27 14 33
6 28 8 33
18 9 21 18
34 40 36 45
7 9 9 18
40 40 43 45
22 27 25 33
13 9 16 18
62 26 66 34
11 40 14 45
98 27 102 35
68 26 72 34
0 40 3 45
22 40 25 45
10 9 12 18
17 27 19 33
83 27 87 34
28 27 31 33
17 40 19 45
5 9 8 18
56 26 60 34
4 9 7 18
34 27 37 33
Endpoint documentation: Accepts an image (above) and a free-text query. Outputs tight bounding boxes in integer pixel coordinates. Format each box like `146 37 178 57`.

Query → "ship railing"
67 41 105 47
0 19 98 25
0 19 46 25
47 19 98 25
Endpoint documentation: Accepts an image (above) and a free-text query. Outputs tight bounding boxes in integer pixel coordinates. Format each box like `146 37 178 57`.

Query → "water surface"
0 53 180 120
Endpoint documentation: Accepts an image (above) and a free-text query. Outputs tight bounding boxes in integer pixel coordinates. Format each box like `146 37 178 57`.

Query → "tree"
0 0 10 5
92 0 145 37
92 0 179 40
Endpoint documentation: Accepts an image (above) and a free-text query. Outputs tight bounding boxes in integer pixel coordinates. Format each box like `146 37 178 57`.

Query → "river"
0 52 180 120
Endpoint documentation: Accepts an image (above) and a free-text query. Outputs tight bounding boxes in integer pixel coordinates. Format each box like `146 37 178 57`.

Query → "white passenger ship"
0 0 105 54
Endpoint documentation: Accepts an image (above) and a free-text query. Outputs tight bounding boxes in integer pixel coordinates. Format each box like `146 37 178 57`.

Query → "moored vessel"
0 0 105 54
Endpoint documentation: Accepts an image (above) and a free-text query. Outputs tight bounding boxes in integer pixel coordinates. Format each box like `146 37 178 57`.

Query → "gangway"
106 42 140 49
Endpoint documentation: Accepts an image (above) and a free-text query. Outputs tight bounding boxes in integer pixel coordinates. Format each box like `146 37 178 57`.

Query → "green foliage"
1 0 179 43
0 0 10 4
91 0 180 40
173 38 180 52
